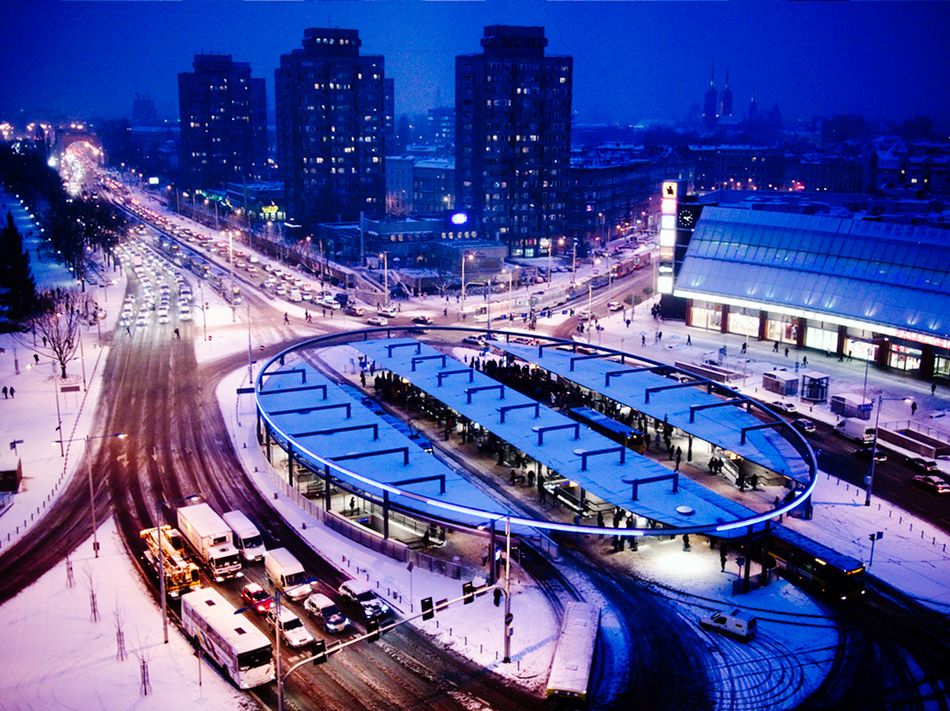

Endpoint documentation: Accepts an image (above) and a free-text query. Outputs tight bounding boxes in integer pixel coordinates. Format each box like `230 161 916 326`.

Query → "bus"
546 601 600 701
180 588 275 689
766 526 866 600
567 406 647 453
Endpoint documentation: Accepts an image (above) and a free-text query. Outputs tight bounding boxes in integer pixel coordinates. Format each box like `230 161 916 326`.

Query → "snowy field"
0 518 250 711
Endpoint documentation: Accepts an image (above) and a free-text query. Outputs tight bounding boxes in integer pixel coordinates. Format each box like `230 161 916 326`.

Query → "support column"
264 425 272 463
919 344 935 380
836 325 848 358
382 491 390 540
795 317 806 349
720 303 730 334
287 442 295 487
758 310 768 341
875 337 890 369
323 465 331 511
488 520 496 586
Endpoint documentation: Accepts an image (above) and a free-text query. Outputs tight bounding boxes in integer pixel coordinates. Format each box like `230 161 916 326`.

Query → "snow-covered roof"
675 206 950 340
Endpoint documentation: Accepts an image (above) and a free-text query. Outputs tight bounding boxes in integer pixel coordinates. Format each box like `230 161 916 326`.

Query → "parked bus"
180 588 275 689
567 406 647 453
766 525 866 600
546 601 600 700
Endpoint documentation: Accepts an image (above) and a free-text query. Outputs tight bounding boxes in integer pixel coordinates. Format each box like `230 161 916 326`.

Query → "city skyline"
2 0 949 126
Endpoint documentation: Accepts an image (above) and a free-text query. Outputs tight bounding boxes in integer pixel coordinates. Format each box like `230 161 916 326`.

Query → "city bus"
180 588 275 689
766 525 866 600
567 406 647 453
546 601 600 700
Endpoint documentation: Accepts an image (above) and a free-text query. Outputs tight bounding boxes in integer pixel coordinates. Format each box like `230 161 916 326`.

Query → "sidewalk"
587 297 950 610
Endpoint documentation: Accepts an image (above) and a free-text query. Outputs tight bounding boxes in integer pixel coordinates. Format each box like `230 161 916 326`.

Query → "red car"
241 582 272 614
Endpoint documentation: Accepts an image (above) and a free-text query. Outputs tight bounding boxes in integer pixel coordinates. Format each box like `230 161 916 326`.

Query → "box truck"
177 503 243 581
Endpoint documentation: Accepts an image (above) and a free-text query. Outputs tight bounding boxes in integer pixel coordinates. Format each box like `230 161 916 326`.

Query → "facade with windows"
275 28 385 225
675 207 950 380
455 25 572 256
178 54 267 189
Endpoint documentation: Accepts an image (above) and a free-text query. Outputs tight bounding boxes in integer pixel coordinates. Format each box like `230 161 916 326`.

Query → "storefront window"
805 322 838 353
935 354 950 378
690 301 722 331
766 314 799 344
888 343 922 372
845 338 878 363
727 307 759 338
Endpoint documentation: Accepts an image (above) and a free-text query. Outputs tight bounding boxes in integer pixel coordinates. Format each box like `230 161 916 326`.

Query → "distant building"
719 69 733 119
385 155 414 216
702 65 718 128
385 156 456 215
132 94 158 126
689 145 786 191
425 107 455 152
275 28 385 225
455 25 572 256
864 138 950 198
177 54 267 189
788 154 864 193
384 78 396 156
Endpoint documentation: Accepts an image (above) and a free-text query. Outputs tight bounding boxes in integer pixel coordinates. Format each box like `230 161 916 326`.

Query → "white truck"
177 503 243 581
264 548 313 601
222 510 266 562
835 417 875 443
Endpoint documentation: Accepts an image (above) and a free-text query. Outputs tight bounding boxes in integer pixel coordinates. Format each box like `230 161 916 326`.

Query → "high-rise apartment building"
455 25 572 256
275 28 385 225
178 54 267 189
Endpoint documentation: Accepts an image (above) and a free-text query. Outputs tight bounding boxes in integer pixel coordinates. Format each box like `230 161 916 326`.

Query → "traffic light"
462 581 475 604
421 596 434 621
311 640 327 665
367 619 381 642
505 613 514 626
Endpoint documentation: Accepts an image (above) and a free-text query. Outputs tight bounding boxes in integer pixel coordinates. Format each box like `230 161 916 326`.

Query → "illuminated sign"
659 229 677 247
658 275 674 294
662 181 678 199
450 212 468 226
262 204 279 216
660 214 676 231
148 177 160 186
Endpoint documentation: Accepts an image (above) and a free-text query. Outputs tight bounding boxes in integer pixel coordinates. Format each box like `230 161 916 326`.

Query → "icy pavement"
0 518 249 710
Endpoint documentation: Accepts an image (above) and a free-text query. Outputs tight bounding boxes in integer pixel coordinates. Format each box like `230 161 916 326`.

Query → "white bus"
546 601 600 701
181 588 275 689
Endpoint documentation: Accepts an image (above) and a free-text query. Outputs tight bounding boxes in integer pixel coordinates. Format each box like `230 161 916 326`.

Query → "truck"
139 525 201 598
177 503 243 581
222 510 266 562
264 547 313 601
835 417 876 443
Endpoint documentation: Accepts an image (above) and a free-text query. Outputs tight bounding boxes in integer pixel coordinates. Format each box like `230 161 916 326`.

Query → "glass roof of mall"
675 207 950 340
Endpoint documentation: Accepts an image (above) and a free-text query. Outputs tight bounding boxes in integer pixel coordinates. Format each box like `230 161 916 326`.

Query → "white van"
289 288 302 303
700 608 757 641
835 417 875 443
222 510 265 562
264 548 313 601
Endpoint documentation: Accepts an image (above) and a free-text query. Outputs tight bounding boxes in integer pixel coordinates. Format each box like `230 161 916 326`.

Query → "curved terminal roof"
675 207 950 341
353 338 777 533
496 343 811 484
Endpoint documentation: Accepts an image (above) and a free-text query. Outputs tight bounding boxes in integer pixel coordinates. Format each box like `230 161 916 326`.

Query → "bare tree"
82 564 100 623
25 290 88 378
114 604 127 661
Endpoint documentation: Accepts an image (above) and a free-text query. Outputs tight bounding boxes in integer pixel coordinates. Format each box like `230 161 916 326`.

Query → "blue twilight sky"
1 0 948 126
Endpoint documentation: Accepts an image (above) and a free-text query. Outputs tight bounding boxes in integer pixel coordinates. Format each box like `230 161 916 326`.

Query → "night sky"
2 0 948 125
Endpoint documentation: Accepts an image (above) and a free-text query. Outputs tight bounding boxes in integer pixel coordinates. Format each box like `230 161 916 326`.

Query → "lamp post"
461 251 474 318
380 251 389 309
865 395 910 506
227 230 236 323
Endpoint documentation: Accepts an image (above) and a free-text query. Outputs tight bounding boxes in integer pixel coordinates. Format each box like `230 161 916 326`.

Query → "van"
304 593 352 634
289 289 302 303
222 510 265 562
267 606 314 649
264 548 313 601
699 608 757 641
835 417 875 443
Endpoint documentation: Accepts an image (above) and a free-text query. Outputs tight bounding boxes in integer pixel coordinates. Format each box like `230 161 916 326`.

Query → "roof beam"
689 398 746 423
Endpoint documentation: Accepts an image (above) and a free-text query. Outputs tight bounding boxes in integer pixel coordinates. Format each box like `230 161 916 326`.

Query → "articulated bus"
180 588 275 689
546 601 600 701
767 525 866 600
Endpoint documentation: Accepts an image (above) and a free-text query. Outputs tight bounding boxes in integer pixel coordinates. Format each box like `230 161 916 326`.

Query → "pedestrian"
349 496 356 512
625 515 635 548
360 371 366 387
802 355 808 367
283 312 289 325
911 401 918 416
720 544 728 572
510 468 517 485
8 387 13 399
597 511 605 528
686 334 691 346
674 446 682 471
933 382 938 396
784 347 789 358
43 336 48 348
750 473 759 491
1 386 6 399
641 334 646 347
626 319 631 329
848 350 853 361
126 325 132 336
174 327 180 340
33 353 39 365
737 471 746 491
773 341 779 353
682 534 691 552
658 331 663 342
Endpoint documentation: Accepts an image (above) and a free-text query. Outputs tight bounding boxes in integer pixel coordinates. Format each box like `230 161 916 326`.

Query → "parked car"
338 580 391 622
908 457 939 473
240 582 272 615
461 335 484 346
304 593 352 634
771 400 797 414
912 475 950 495
607 301 623 312
366 316 388 326
791 418 816 434
411 315 434 325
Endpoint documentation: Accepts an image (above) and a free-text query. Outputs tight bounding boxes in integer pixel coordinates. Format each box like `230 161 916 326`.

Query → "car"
267 607 314 648
241 582 272 615
791 418 817 434
366 316 388 326
303 593 352 634
511 336 538 346
135 314 148 328
771 400 797 414
607 301 624 312
854 445 887 463
411 315 434 325
462 335 484 346
377 305 398 318
699 608 757 641
908 457 939 473
345 305 365 317
338 580 391 622
912 475 950 495
157 313 170 325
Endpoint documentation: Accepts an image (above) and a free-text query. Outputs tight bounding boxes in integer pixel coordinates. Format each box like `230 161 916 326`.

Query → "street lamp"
865 394 912 506
460 251 475 318
379 251 389 309
56 432 127 558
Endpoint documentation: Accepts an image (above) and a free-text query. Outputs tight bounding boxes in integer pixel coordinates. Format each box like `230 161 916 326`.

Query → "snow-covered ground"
217 366 560 691
0 518 249 710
